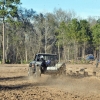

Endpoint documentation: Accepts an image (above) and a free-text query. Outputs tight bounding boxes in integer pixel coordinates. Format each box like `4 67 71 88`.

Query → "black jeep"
28 53 59 77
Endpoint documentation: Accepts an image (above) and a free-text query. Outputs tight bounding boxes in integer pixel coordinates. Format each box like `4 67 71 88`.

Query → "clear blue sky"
21 0 100 19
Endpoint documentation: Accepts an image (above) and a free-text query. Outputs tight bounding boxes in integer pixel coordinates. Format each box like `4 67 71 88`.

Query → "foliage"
91 23 100 49
0 0 21 20
0 7 100 63
79 20 91 43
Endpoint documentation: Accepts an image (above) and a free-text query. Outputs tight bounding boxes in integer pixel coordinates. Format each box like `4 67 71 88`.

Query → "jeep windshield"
34 53 58 61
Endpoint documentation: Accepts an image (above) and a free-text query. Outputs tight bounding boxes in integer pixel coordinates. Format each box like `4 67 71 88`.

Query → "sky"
20 0 100 19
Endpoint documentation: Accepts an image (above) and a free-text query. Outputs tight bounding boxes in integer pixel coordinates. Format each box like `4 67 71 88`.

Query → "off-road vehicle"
28 53 66 77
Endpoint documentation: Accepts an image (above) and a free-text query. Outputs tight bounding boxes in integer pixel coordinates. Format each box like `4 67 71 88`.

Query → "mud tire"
57 63 66 76
35 66 41 78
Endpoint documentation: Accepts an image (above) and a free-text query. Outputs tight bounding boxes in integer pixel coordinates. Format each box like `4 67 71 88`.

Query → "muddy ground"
0 64 100 100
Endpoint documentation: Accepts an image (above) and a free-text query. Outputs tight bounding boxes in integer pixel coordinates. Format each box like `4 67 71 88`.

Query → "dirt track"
0 64 100 100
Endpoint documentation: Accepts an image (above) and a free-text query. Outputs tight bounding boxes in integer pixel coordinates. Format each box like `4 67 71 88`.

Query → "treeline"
0 0 100 63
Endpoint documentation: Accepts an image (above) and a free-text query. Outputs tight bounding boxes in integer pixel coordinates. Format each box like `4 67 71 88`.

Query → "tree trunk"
2 18 5 64
74 40 77 60
99 46 100 59
93 49 96 58
25 49 27 62
67 46 70 60
58 42 60 62
82 42 86 59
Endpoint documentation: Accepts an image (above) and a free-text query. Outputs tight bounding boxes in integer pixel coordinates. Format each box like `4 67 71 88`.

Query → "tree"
34 12 57 54
67 19 80 60
53 8 76 60
92 23 100 58
97 18 100 24
0 0 21 63
79 20 91 58
17 7 36 62
34 13 45 53
53 8 76 24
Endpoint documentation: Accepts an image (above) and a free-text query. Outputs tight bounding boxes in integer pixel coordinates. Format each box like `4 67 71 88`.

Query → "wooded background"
0 0 100 63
